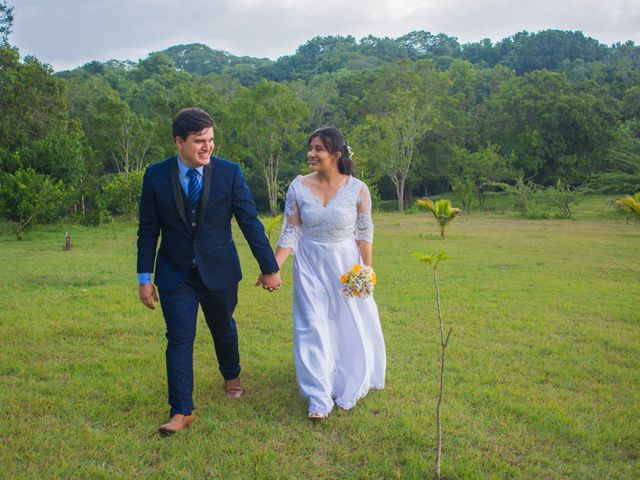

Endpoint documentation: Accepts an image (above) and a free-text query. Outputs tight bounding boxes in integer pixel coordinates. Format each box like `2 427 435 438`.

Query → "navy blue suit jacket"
137 156 279 292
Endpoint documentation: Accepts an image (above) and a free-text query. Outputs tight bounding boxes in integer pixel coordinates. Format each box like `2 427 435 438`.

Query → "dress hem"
334 384 385 411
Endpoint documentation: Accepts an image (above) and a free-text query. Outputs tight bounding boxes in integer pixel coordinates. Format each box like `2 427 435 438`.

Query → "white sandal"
308 411 328 420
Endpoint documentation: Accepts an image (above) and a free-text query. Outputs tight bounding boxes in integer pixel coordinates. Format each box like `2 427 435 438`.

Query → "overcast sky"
10 0 640 72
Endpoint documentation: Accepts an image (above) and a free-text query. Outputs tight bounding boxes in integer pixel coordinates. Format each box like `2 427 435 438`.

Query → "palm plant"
615 192 640 224
261 213 283 243
416 198 462 239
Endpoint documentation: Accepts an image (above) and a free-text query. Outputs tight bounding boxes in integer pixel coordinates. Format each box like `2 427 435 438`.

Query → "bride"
272 127 386 419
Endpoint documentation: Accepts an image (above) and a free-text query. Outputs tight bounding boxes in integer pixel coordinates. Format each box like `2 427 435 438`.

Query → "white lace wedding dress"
277 175 386 415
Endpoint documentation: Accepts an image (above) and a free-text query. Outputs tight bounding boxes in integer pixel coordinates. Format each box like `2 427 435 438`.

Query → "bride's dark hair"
309 127 354 176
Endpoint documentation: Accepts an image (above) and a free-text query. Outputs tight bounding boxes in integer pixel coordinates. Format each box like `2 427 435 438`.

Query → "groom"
137 108 281 435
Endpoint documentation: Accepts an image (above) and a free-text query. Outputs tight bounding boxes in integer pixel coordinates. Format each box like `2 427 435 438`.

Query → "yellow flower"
371 272 377 285
351 264 361 273
354 290 361 297
340 274 348 284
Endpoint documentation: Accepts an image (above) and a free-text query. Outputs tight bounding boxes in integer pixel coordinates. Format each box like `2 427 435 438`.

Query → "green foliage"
496 30 608 74
413 251 450 266
452 144 512 208
0 0 13 45
2 20 640 224
0 46 68 151
485 70 617 184
416 198 462 239
228 80 309 214
99 170 144 219
587 120 640 194
18 123 87 186
615 192 640 223
491 176 540 216
452 176 477 212
542 179 584 218
163 44 236 76
0 168 65 238
260 213 283 244
414 250 451 479
352 64 446 211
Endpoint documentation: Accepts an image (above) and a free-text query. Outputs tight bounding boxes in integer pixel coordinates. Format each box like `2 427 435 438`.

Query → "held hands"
139 283 159 309
255 272 282 292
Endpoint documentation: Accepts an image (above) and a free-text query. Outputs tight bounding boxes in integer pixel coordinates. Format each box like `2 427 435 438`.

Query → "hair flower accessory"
340 264 376 298
346 145 354 158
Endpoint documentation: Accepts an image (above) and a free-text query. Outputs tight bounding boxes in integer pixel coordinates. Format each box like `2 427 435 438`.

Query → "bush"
99 170 144 219
452 176 476 213
0 168 65 239
542 180 583 218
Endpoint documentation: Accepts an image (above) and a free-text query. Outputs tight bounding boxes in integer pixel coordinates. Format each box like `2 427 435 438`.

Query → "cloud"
10 0 640 71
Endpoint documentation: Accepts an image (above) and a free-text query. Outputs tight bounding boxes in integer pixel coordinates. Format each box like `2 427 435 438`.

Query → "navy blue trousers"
158 268 240 416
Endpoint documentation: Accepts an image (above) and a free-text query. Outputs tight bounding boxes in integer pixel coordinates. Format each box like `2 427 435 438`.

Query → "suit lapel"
170 157 189 228
196 160 213 231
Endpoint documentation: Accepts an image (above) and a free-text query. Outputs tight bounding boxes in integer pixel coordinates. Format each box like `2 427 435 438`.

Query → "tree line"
1 0 639 235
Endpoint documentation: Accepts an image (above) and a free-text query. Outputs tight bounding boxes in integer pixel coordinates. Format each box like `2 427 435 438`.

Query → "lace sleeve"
355 183 374 243
277 180 302 252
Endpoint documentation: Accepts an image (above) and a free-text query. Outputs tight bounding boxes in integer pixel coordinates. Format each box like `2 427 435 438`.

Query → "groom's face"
176 127 214 168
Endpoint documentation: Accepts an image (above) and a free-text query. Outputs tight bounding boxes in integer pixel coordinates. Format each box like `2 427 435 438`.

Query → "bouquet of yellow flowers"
340 264 376 299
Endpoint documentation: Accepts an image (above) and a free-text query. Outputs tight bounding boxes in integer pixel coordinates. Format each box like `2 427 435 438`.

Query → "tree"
497 30 607 74
416 199 462 239
0 0 13 45
452 144 511 209
229 80 309 214
485 70 617 184
586 120 640 193
413 251 453 480
163 43 233 75
0 168 65 239
0 48 68 152
67 76 156 173
18 123 87 186
100 170 144 219
399 31 461 59
354 91 435 211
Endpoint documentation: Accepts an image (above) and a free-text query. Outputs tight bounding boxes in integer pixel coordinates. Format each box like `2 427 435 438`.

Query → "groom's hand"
139 283 159 309
256 272 282 292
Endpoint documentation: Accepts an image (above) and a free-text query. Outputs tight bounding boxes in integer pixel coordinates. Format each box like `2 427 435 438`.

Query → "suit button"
192 209 196 214
191 222 196 227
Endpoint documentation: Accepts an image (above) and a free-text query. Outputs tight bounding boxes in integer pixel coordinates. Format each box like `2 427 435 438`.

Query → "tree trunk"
269 186 278 216
396 180 405 212
433 265 452 480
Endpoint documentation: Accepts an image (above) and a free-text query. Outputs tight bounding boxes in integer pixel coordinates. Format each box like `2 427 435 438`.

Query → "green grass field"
0 198 638 479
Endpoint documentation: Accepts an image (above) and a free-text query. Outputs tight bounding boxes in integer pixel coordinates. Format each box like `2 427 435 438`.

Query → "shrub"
99 170 144 219
0 168 65 239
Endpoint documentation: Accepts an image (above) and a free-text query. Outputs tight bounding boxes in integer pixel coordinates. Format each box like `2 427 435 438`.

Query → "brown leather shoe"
158 414 195 435
223 377 244 399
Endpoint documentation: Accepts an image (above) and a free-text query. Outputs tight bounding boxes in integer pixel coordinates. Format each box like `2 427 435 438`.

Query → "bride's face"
307 137 340 172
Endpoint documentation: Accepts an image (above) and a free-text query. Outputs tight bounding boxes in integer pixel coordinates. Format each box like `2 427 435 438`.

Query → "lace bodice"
277 175 373 252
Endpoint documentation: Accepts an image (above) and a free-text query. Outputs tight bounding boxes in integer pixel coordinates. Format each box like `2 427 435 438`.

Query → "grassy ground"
0 199 638 479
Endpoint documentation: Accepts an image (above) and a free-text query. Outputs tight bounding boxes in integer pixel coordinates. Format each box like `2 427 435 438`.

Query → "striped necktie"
187 169 202 207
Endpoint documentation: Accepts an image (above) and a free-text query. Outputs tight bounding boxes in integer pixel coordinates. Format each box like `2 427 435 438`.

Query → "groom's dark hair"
172 108 215 140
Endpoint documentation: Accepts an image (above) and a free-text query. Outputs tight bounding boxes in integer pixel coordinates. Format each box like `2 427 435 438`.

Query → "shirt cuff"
138 273 152 285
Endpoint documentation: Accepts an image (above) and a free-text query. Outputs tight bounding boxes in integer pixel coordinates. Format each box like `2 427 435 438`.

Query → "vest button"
191 222 196 227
